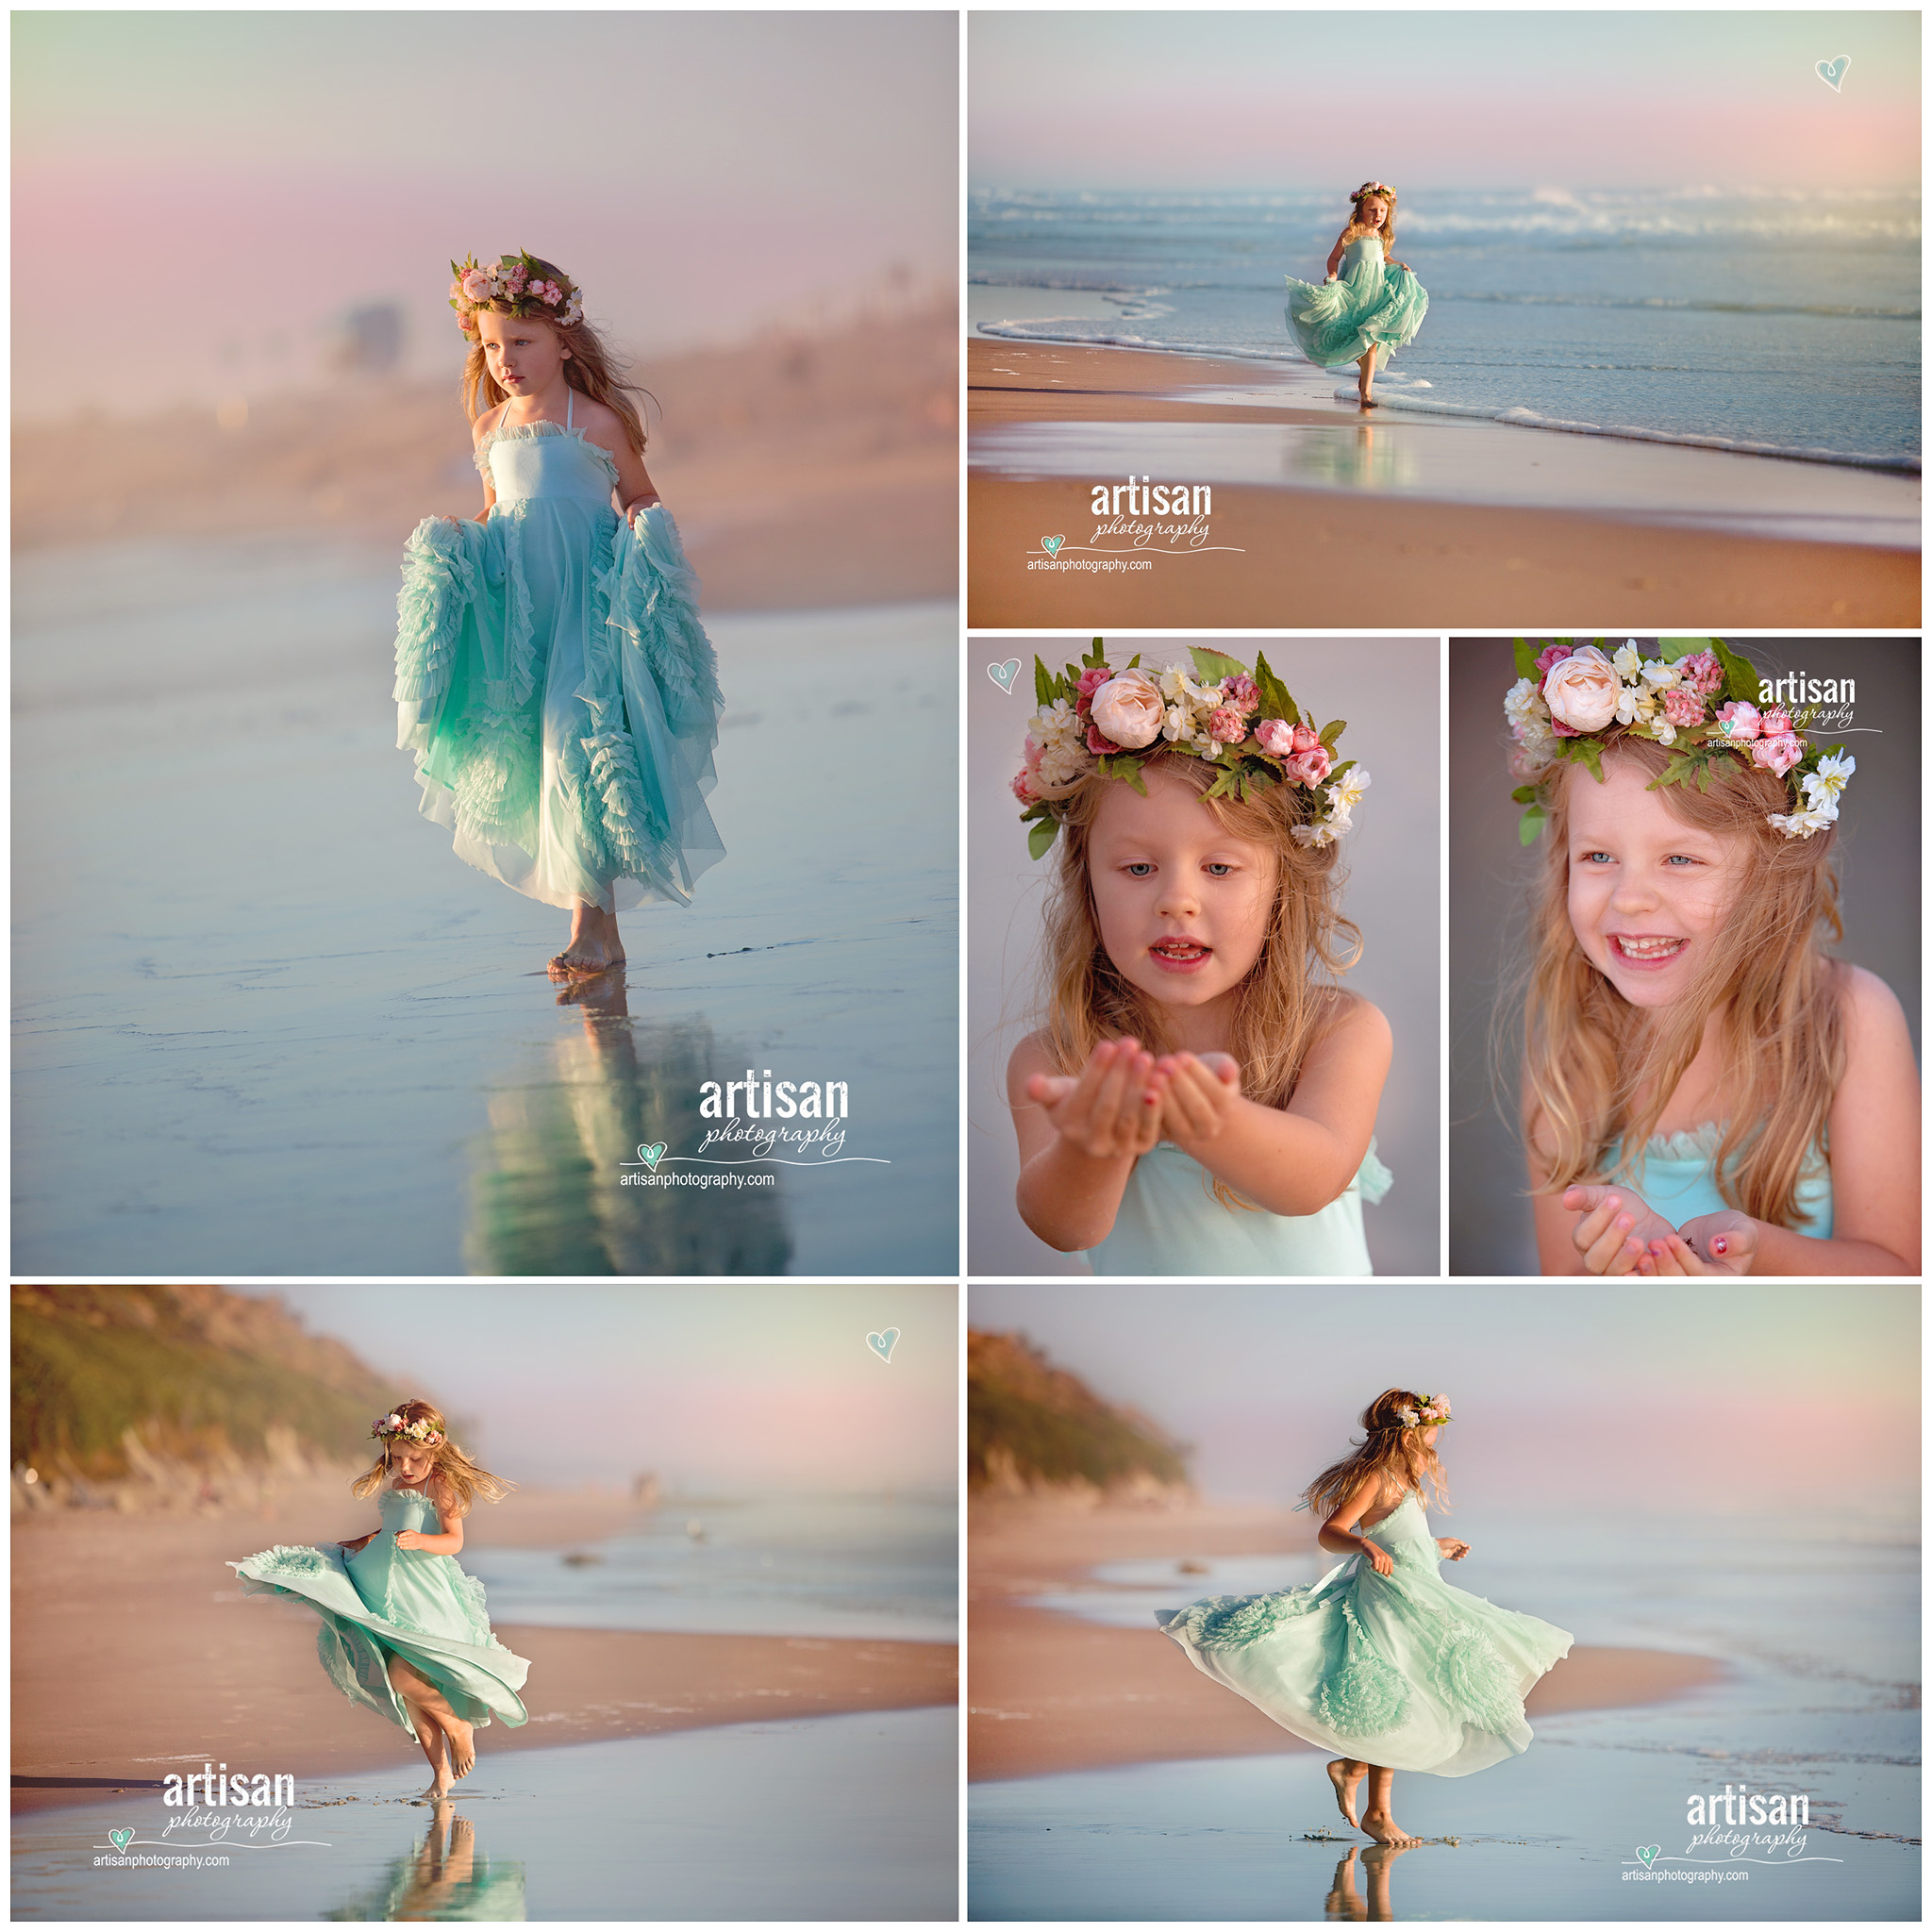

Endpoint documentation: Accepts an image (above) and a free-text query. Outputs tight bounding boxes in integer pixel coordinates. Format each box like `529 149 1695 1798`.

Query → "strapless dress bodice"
479 420 621 507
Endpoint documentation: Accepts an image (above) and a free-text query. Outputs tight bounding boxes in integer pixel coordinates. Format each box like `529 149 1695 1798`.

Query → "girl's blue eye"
1205 862 1233 876
1665 854 1699 867
1124 862 1154 877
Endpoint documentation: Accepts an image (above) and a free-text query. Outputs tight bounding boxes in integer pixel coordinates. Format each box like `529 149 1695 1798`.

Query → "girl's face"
1358 196 1390 230
388 1440 437 1487
476 310 567 397
1087 763 1278 1020
1565 758 1744 1008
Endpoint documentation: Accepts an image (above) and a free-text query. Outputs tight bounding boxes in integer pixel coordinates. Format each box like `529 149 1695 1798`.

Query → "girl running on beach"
1505 639 1920 1275
230 1402 529 1803
1284 182 1429 408
1160 1391 1572 1847
1007 641 1392 1275
395 252 724 977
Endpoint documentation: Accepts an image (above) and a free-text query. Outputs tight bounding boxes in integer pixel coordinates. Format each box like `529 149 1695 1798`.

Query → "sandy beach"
13 1483 956 1816
968 341 1920 626
969 1498 1722 1783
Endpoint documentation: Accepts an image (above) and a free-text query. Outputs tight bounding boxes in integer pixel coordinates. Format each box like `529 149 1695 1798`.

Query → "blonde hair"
1034 749 1362 1124
1515 733 1845 1228
351 1400 515 1517
1304 1389 1450 1520
1343 182 1399 251
461 256 655 456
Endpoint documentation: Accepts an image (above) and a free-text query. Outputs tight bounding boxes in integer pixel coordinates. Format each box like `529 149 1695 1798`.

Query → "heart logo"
866 1327 900 1363
1816 55 1849 90
109 1829 134 1853
1635 1845 1660 1868
988 658 1021 694
1041 535 1065 557
637 1142 667 1170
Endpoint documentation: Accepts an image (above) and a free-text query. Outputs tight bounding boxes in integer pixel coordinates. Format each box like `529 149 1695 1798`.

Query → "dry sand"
968 340 1920 627
968 1497 1722 1783
12 303 957 611
13 1482 955 1814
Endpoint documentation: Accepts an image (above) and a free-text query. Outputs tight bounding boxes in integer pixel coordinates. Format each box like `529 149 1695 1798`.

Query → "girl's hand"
1152 1051 1241 1146
1674 1211 1758 1276
1360 1541 1394 1576
625 496 662 527
1436 1538 1470 1562
391 1530 428 1551
1560 1184 1676 1275
1024 1038 1163 1161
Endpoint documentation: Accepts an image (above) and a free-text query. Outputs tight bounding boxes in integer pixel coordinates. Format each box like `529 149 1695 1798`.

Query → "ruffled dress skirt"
1285 236 1429 370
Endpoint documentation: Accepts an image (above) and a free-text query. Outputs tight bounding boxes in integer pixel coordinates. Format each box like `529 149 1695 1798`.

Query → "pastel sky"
969 1285 1919 1520
971 11 1920 189
12 10 957 418
239 1284 957 1493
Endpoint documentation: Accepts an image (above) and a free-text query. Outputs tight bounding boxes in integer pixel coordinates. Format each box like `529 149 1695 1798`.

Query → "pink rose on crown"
1541 645 1620 734
1752 733 1803 776
1285 745 1332 787
460 269 499 302
1290 722 1322 755
1074 666 1111 711
1089 671 1166 749
1534 643 1574 677
1716 700 1761 741
1255 719 1294 757
1660 687 1706 728
1223 675 1260 716
1677 651 1724 697
1086 724 1121 756
1759 708 1794 739
1207 707 1247 744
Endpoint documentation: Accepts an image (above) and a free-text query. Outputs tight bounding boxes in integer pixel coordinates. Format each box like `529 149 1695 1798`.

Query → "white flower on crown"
1331 766 1372 813
1029 699 1087 786
1612 641 1642 680
1640 657 1679 691
1802 752 1856 820
1768 806 1834 839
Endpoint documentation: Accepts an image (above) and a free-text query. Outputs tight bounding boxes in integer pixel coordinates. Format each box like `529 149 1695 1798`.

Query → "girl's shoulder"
1836 963 1911 1055
1007 1027 1058 1097
1308 987 1391 1054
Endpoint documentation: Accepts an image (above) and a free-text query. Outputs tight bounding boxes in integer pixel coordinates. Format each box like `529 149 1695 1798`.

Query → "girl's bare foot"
442 1715 475 1779
549 904 626 978
1326 1757 1368 1826
1359 1808 1422 1847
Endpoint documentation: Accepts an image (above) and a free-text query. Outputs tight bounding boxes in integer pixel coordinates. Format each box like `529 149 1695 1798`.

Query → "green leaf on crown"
1513 638 1546 681
1562 735 1605 783
1083 637 1108 670
1125 653 1141 670
1518 803 1547 845
1188 647 1248 685
1319 718 1346 750
1510 783 1539 805
1027 818 1059 860
1658 637 1717 663
1710 637 1761 705
1034 658 1054 708
1200 763 1241 800
1252 653 1299 727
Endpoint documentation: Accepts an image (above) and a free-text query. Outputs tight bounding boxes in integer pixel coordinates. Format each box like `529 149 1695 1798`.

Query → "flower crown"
449 252 585 338
372 1411 444 1448
1352 181 1395 201
1507 638 1855 843
1394 1394 1450 1428
1013 640 1370 858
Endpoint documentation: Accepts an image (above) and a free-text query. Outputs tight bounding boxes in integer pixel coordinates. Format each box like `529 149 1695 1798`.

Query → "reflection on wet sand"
324 1800 525 1922
1284 424 1419 492
465 972 792 1276
1324 1840 1418 1922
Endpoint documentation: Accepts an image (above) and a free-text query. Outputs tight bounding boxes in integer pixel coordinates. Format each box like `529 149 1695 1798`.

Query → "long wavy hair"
351 1401 515 1517
1032 748 1363 1113
1342 183 1399 251
1303 1390 1450 1520
1513 733 1845 1228
460 255 654 456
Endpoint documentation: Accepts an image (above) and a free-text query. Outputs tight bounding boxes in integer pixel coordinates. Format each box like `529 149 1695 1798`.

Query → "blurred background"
1449 637 1921 1275
968 636 1441 1277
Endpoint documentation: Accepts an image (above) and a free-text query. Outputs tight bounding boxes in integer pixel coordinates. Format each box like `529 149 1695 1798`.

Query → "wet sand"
969 1499 1723 1783
968 340 1920 626
13 1486 956 1817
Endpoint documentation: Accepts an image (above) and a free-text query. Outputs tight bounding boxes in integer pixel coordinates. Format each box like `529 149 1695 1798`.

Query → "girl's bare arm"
1159 997 1391 1217
1008 1032 1162 1251
392 1481 466 1556
1325 227 1350 277
1320 1476 1393 1574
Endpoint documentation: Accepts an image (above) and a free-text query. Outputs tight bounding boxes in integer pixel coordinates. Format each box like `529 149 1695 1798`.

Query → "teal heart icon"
638 1142 667 1170
1635 1845 1660 1868
1041 535 1064 557
866 1327 900 1363
1816 55 1849 90
989 658 1021 694
109 1828 134 1853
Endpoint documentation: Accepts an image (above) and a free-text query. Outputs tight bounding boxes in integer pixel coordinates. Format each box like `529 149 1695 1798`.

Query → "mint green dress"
1158 1492 1572 1775
1608 1122 1834 1236
1083 1138 1391 1276
1284 234 1429 369
393 391 725 914
229 1486 529 1740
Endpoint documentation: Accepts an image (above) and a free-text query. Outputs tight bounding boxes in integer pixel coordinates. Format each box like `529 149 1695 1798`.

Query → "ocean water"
469 1490 958 1642
972 1507 1920 1920
971 186 1921 469
11 538 958 1274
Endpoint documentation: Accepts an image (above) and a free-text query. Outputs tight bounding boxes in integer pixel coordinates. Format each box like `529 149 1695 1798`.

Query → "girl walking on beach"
1284 182 1428 408
230 1402 529 1802
1160 1391 1572 1847
395 252 724 977
1505 639 1920 1275
1008 641 1392 1274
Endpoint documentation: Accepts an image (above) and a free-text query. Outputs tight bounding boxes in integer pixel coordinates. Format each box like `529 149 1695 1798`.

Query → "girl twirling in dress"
395 251 724 978
1505 639 1920 1275
1007 641 1391 1275
230 1402 530 1803
1160 1391 1572 1847
1284 181 1429 408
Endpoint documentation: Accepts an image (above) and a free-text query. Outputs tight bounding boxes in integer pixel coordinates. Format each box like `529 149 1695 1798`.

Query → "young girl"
1007 641 1392 1275
1159 1391 1571 1848
395 252 725 977
229 1402 529 1803
1285 182 1428 408
1506 640 1920 1276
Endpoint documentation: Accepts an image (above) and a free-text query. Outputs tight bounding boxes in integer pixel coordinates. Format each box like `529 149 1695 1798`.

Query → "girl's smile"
1565 758 1739 1007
